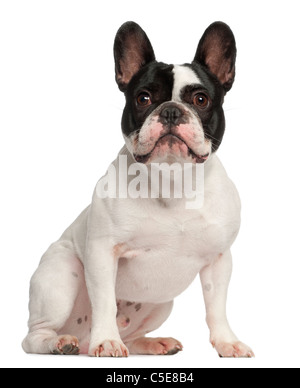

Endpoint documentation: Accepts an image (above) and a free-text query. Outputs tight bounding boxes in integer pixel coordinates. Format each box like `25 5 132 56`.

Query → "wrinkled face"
122 62 225 165
114 21 236 164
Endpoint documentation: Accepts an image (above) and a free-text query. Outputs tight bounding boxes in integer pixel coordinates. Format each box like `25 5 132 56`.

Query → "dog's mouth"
134 134 209 164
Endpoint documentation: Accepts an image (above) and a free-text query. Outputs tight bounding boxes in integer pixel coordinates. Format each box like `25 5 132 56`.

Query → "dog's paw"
127 337 183 355
89 339 129 357
212 340 254 358
50 335 80 355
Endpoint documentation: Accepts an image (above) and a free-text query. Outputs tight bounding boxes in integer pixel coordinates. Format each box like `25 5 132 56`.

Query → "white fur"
22 148 252 356
172 65 202 101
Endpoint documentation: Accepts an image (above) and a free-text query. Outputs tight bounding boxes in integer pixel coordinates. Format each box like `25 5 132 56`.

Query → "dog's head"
114 21 236 164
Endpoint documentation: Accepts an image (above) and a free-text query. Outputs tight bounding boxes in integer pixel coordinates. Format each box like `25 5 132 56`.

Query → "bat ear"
194 22 237 92
114 21 156 92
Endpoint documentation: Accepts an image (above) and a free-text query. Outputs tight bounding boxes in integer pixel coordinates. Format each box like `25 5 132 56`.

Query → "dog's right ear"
114 21 156 92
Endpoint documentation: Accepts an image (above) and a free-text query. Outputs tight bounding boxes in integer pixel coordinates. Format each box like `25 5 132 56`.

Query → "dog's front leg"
85 229 129 357
200 250 254 358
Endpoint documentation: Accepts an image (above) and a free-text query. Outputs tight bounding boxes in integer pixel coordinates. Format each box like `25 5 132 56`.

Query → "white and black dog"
22 21 254 358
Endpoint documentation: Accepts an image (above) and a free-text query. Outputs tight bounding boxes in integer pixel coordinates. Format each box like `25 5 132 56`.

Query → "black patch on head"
184 63 226 152
121 62 174 137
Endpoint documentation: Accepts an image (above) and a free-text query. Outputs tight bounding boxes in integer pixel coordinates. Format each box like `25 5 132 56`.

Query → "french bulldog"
22 21 254 358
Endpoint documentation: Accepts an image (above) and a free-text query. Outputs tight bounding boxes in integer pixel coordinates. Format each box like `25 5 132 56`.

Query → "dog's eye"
192 93 209 108
137 92 152 107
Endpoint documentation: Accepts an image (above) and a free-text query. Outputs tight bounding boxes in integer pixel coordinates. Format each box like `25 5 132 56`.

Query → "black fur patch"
121 62 174 137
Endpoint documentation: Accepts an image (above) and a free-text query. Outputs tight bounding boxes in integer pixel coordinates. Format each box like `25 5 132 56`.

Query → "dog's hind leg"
22 241 84 355
123 301 183 355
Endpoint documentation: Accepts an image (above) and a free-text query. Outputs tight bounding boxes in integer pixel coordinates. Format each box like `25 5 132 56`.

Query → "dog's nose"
159 105 183 125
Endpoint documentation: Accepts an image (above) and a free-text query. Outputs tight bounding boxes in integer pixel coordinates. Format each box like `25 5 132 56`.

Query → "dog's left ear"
194 22 236 92
114 21 156 92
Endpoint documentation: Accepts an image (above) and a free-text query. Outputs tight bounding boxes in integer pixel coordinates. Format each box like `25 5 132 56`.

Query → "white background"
1 0 300 368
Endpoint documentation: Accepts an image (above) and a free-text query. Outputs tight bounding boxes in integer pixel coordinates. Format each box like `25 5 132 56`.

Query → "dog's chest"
114 201 237 303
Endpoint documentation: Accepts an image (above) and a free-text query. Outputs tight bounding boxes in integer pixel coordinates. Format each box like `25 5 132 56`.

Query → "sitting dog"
22 21 254 358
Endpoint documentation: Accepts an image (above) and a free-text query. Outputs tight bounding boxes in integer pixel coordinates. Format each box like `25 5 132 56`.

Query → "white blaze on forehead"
172 65 202 102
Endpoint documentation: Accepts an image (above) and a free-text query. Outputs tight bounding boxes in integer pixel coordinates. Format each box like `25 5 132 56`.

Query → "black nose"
159 105 183 125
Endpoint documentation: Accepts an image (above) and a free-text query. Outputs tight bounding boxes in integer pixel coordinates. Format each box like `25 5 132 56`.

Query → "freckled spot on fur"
71 272 78 278
85 315 88 322
157 198 168 208
145 248 151 252
135 303 142 312
126 301 134 306
204 283 212 292
77 318 82 324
